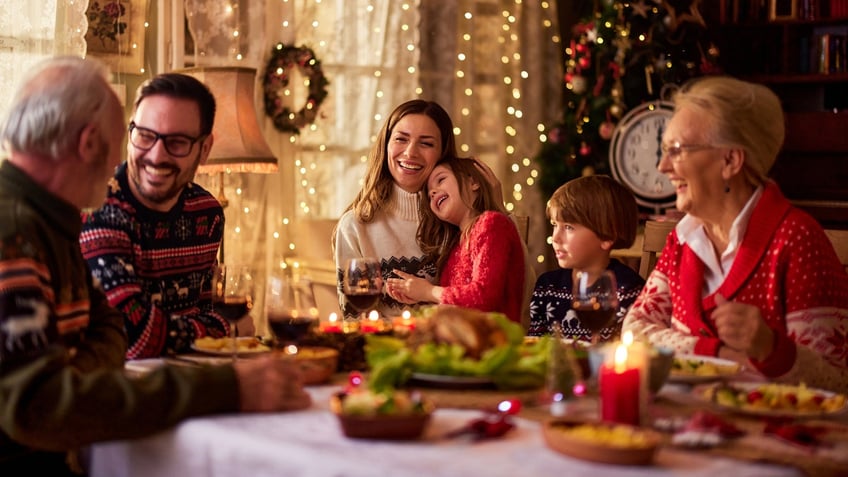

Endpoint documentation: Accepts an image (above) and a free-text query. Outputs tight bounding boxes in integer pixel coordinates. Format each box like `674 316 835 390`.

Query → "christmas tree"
535 0 721 201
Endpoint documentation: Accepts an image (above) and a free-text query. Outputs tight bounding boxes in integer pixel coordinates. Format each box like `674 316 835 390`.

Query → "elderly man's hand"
234 357 312 412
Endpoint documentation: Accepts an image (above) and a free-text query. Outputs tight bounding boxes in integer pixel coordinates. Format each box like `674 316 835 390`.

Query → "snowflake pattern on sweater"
623 182 848 393
527 259 645 341
80 163 228 359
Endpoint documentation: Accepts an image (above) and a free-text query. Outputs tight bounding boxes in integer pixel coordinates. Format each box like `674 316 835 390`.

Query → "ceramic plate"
668 354 741 384
695 382 848 419
191 336 271 356
408 372 496 390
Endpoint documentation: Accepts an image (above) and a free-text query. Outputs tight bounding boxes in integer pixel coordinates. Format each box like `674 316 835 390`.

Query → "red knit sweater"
440 211 526 323
624 183 848 392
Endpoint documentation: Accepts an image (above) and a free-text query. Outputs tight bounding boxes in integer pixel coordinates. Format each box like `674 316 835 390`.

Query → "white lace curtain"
0 0 563 332
0 0 89 124
188 0 563 331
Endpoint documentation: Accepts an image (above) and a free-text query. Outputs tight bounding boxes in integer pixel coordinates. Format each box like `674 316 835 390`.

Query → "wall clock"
609 100 677 212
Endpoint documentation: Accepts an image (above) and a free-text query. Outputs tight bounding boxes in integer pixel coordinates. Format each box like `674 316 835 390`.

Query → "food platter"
668 354 742 384
408 373 496 390
542 418 660 465
191 336 271 357
695 381 848 419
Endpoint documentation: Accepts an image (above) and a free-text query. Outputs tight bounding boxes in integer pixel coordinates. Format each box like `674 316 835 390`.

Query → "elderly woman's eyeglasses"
128 122 207 157
661 142 718 162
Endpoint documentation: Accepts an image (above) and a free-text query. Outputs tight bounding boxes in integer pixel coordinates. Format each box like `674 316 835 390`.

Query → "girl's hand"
387 270 440 304
712 294 775 361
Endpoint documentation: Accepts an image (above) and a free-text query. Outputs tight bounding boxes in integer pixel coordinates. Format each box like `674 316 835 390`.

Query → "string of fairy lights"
210 0 560 267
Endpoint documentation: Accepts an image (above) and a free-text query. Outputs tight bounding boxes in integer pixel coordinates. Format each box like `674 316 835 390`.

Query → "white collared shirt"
674 186 764 296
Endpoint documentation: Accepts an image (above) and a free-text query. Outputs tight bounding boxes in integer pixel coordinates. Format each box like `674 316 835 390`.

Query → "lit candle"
391 310 416 334
320 312 342 333
599 331 645 426
360 310 382 333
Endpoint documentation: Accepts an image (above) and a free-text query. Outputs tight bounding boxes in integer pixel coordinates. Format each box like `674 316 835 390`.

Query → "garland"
262 43 330 135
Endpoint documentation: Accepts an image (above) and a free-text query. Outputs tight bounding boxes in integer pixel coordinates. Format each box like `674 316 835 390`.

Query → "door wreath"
262 43 330 135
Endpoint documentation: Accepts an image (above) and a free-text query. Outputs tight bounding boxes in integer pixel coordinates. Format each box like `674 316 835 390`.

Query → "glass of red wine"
342 257 383 323
266 273 318 357
572 270 619 346
211 264 255 363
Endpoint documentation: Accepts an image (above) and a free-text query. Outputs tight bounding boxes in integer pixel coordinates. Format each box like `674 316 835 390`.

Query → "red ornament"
599 121 615 140
579 142 592 156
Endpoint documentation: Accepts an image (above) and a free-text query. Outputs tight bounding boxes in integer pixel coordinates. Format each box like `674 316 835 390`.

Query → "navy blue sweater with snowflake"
80 163 229 359
527 259 645 342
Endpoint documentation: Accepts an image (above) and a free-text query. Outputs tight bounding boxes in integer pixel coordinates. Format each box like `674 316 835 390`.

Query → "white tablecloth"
90 385 803 477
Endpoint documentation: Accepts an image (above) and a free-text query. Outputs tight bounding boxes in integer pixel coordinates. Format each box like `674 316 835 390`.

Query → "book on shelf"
815 33 847 73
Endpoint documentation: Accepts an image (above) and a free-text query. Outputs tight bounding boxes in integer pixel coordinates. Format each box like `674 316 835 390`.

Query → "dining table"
89 358 848 477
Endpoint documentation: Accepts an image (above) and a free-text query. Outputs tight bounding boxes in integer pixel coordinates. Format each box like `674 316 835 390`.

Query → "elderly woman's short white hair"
672 76 785 187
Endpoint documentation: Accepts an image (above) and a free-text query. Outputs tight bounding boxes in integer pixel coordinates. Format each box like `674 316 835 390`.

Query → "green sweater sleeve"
0 350 239 451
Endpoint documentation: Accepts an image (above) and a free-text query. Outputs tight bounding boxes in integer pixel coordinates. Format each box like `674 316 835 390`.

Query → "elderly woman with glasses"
622 76 848 393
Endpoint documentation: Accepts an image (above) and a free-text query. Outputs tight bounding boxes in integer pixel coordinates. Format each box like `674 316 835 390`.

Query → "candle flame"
368 310 379 322
614 343 628 372
402 310 411 319
328 312 338 323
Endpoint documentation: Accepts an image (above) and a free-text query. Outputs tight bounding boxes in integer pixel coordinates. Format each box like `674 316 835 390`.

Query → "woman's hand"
712 294 775 361
387 270 441 304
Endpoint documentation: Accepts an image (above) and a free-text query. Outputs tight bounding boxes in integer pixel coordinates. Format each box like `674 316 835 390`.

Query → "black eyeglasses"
128 121 207 157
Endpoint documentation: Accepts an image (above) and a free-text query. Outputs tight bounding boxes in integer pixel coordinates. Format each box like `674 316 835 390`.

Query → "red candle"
320 313 342 333
360 310 383 333
599 343 642 426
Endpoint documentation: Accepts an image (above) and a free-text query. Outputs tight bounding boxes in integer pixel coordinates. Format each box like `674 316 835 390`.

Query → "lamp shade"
179 66 277 174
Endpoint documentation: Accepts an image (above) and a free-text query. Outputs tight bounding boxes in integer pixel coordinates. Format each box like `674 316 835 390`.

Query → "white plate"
695 382 848 419
668 354 742 384
408 372 495 389
191 336 271 357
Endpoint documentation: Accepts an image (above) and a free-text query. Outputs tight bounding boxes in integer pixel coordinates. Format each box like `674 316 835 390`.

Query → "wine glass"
265 273 318 357
342 257 383 322
211 264 255 363
572 270 619 346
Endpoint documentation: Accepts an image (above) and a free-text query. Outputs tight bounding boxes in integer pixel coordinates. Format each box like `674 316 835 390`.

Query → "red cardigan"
440 211 526 324
624 182 848 392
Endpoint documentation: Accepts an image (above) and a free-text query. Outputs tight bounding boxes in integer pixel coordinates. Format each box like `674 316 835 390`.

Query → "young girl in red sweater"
386 156 526 323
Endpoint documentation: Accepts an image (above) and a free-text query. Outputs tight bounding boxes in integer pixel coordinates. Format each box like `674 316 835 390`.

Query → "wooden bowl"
330 393 433 440
542 418 661 466
293 347 338 385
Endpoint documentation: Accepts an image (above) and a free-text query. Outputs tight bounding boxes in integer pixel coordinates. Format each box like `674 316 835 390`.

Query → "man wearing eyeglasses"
80 72 243 359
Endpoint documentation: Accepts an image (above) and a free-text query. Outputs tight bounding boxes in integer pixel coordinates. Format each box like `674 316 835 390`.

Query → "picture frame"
85 0 148 74
769 0 798 21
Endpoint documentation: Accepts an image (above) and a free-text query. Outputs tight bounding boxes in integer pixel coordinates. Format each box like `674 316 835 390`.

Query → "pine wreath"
262 43 330 135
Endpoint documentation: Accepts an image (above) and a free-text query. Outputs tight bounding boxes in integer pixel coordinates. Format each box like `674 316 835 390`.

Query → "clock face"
609 102 676 209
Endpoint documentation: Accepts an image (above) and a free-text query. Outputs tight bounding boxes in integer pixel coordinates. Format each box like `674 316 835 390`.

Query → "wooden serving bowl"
330 393 434 440
542 418 661 466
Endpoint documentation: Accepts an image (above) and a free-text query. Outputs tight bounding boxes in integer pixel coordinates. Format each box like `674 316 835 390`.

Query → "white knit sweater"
334 184 437 317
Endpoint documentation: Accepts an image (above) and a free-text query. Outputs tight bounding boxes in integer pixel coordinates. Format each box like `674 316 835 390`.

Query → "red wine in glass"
214 296 252 322
212 265 255 362
573 270 619 345
268 311 316 346
573 304 616 336
343 291 381 315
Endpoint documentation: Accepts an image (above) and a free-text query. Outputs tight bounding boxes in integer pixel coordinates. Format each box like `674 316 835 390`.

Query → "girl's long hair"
417 156 502 274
